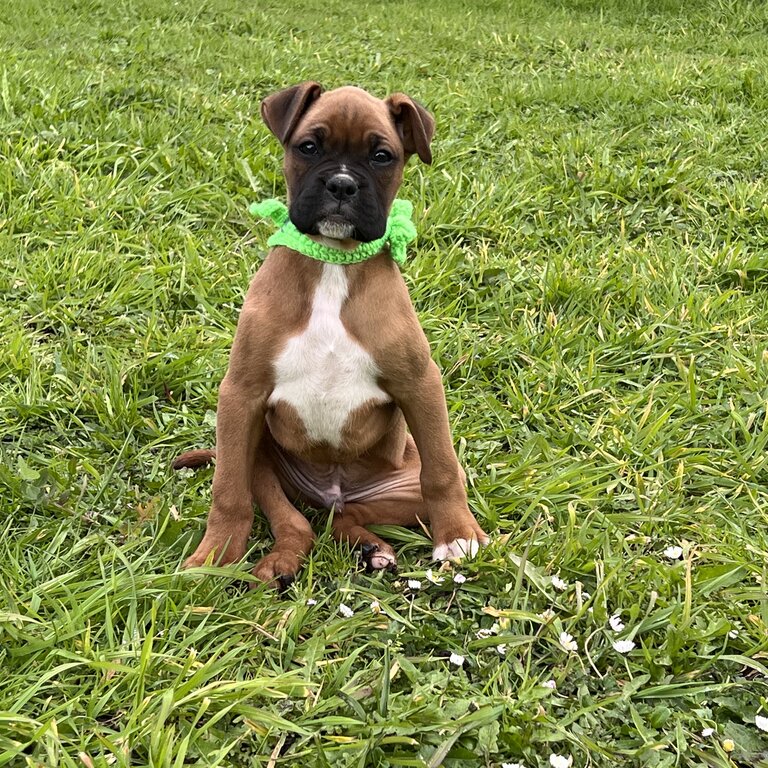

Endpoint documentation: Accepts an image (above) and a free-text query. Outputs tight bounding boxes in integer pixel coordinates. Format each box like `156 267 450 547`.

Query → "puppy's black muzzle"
289 164 388 242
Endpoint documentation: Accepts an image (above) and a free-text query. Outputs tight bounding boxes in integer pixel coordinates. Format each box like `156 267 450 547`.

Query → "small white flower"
541 679 557 689
476 628 494 639
728 629 739 639
453 573 467 584
370 600 381 614
756 715 768 732
663 545 683 560
581 591 591 601
449 652 465 667
701 727 714 737
539 609 556 622
609 614 625 632
407 579 422 590
496 644 507 656
425 568 444 584
559 631 578 652
613 639 636 654
339 603 354 618
502 764 525 768
551 574 568 591
549 754 573 768
306 599 317 606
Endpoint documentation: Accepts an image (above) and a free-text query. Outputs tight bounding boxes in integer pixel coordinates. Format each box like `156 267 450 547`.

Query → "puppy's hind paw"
360 543 397 573
251 551 302 591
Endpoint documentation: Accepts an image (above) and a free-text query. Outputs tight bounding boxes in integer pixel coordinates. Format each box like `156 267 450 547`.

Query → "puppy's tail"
172 449 216 470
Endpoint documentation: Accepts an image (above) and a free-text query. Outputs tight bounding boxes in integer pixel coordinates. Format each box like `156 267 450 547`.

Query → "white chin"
318 220 355 239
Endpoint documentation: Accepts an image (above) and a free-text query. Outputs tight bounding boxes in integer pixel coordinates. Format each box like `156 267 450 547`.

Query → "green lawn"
2 0 768 765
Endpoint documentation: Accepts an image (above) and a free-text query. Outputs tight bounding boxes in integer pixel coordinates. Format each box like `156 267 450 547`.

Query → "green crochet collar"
248 198 416 266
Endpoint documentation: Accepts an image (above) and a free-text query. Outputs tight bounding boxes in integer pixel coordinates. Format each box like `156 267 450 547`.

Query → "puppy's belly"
269 441 421 511
267 263 391 449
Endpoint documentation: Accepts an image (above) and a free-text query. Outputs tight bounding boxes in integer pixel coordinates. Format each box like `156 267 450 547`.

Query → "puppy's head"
261 82 434 242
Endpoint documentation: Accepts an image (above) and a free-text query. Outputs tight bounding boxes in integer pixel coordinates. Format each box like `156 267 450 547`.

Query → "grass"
2 0 768 764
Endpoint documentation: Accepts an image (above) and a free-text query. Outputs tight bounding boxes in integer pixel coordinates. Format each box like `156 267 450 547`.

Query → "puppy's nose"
326 173 358 201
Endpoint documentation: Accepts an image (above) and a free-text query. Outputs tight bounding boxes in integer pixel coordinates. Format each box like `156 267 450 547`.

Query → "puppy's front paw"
432 521 489 562
251 551 302 591
183 534 247 569
432 537 479 561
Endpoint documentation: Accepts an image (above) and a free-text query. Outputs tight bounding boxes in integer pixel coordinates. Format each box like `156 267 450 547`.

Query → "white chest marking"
269 264 390 447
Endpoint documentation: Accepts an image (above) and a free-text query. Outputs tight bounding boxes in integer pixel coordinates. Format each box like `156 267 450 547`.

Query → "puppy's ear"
386 93 435 164
261 82 323 145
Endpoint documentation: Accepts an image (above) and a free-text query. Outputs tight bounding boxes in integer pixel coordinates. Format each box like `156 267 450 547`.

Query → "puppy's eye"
298 141 319 156
371 149 394 165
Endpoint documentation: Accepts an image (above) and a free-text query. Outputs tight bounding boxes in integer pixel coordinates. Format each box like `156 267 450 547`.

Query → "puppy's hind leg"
332 436 424 572
250 444 316 591
332 499 422 572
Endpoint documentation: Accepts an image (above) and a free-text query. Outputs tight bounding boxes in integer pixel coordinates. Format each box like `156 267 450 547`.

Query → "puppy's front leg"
390 359 488 561
183 377 265 568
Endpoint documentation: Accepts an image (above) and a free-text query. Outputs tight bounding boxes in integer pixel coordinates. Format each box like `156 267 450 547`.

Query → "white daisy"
549 754 573 768
756 715 768 732
425 568 444 584
701 727 714 737
539 609 556 622
609 614 625 632
449 652 465 667
551 574 568 591
663 545 683 560
339 603 354 618
453 573 467 584
559 631 578 652
612 639 635 654
407 579 422 590
541 679 557 689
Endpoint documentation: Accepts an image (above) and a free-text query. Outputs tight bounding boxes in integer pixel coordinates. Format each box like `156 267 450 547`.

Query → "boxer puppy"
175 82 488 587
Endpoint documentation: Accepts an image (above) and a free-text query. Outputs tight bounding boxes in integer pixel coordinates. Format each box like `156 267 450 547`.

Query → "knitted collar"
248 198 416 266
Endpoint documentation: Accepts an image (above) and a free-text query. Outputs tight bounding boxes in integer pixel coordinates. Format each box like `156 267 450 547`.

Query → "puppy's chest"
268 264 390 446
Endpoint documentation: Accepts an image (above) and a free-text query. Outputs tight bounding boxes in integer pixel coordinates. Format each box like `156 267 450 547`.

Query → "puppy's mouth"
316 216 355 240
289 192 387 244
